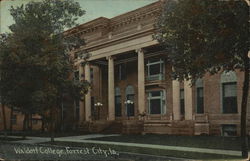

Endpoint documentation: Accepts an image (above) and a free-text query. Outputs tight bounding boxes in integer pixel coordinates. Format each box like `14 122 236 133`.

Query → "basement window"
222 124 237 136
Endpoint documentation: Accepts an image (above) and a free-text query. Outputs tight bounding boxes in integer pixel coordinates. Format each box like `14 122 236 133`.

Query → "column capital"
84 61 90 66
135 48 145 54
106 56 116 60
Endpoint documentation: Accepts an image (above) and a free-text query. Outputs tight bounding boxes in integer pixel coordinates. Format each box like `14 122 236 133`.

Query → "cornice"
73 27 155 54
110 1 162 29
64 1 162 37
64 17 110 37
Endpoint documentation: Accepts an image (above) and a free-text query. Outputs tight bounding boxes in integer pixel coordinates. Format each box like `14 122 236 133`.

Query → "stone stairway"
143 120 172 134
102 121 123 134
78 121 113 133
171 120 195 135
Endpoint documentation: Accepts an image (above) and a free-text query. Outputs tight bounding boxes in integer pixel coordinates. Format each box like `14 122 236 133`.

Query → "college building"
1 1 250 136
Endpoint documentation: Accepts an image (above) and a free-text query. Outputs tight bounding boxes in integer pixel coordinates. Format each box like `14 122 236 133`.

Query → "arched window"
196 78 204 114
115 87 121 117
221 71 237 113
125 85 134 95
125 85 135 117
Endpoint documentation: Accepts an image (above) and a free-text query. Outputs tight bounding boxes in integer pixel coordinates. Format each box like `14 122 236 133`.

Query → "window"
221 71 237 114
125 86 135 117
115 64 126 81
115 87 122 117
196 79 204 114
75 100 80 121
222 83 237 113
32 119 38 125
11 115 17 125
13 107 20 113
222 124 237 136
196 88 204 113
74 71 79 81
146 58 164 81
180 89 185 115
148 90 166 114
90 68 94 82
91 97 95 119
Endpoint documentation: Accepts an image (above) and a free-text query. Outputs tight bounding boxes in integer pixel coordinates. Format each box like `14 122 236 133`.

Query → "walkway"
5 134 246 157
8 134 120 144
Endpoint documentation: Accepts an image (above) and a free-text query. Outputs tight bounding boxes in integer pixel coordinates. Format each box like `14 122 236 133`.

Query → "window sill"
222 113 238 114
145 80 166 86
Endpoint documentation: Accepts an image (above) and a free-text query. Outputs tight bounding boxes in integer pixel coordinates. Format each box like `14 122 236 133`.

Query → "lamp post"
94 102 103 120
124 100 134 120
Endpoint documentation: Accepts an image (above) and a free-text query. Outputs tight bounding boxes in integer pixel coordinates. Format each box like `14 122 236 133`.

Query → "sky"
0 0 158 33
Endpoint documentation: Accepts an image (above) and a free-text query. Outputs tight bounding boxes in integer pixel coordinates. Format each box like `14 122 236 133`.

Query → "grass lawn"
0 136 26 141
6 131 90 137
89 134 246 151
44 141 243 161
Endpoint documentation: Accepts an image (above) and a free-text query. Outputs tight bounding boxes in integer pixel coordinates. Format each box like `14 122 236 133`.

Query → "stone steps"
102 121 123 134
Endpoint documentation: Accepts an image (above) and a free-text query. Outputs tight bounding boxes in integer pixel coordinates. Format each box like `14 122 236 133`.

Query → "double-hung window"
90 68 94 83
115 64 126 81
148 90 166 114
146 58 164 81
221 71 237 114
196 87 204 113
196 78 204 114
115 87 122 117
222 82 237 113
180 89 185 115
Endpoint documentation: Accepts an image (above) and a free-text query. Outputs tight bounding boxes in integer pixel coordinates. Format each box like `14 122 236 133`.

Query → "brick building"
1 1 249 135
64 0 250 136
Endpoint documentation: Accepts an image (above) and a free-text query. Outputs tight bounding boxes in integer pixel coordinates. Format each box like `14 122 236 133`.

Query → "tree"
0 0 90 141
155 0 249 158
0 34 8 137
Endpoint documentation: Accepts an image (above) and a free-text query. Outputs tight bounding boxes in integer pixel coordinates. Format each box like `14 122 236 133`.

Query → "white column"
184 79 193 120
172 80 181 120
79 65 85 123
85 63 91 121
108 56 115 120
137 48 145 114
